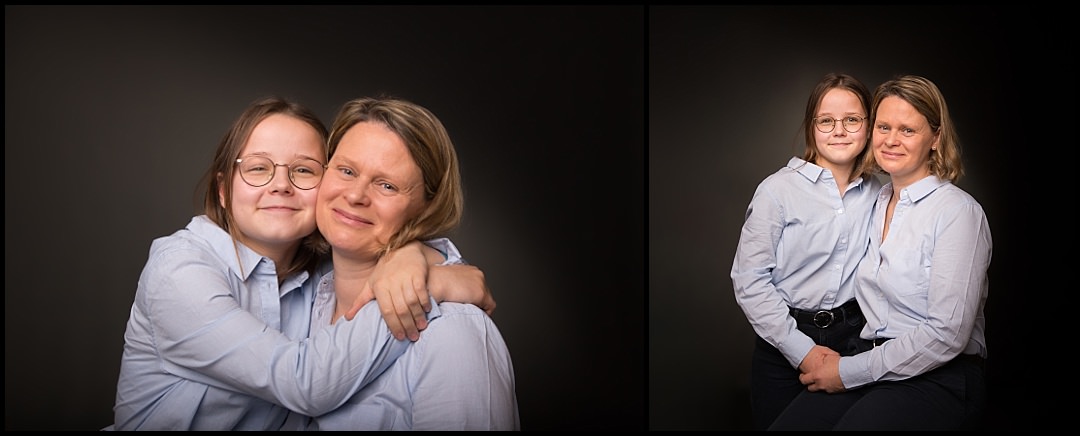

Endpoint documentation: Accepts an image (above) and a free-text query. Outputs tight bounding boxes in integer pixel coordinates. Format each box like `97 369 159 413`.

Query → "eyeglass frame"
234 155 327 191
813 114 867 134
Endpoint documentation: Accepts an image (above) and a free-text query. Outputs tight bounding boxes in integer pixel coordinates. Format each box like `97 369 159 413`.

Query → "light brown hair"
199 96 330 276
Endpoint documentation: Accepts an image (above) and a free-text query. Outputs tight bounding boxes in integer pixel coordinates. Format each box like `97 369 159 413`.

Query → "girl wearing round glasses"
110 96 493 430
731 73 883 430
773 75 991 430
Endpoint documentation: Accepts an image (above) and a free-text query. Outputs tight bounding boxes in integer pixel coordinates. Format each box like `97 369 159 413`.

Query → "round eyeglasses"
235 156 326 190
814 115 866 134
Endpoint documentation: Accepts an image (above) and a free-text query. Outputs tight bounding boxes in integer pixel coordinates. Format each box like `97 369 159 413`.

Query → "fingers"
392 281 424 342
346 282 377 321
374 283 409 341
483 293 496 315
397 276 427 339
410 274 431 316
344 300 363 320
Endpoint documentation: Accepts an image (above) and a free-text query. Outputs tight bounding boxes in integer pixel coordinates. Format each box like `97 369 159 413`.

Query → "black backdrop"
650 5 1065 431
6 5 1067 432
5 6 644 431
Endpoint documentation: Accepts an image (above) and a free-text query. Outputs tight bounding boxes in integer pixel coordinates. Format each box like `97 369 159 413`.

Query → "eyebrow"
330 155 412 181
245 151 323 162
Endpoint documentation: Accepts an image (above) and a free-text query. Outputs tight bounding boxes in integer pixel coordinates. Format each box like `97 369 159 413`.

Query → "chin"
324 234 370 253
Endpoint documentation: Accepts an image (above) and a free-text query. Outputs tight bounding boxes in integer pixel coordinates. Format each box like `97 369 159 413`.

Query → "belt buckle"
812 310 834 328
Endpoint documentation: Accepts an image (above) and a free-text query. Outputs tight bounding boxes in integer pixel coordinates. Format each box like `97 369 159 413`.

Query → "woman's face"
812 88 868 171
224 113 325 257
317 121 427 259
871 95 939 188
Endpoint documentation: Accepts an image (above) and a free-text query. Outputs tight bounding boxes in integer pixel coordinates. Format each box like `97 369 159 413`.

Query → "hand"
429 264 496 315
346 241 431 342
797 345 839 375
343 280 377 320
799 353 846 393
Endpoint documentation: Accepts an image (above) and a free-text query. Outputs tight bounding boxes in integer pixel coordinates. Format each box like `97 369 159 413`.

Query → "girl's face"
812 88 868 172
224 113 325 258
317 121 427 260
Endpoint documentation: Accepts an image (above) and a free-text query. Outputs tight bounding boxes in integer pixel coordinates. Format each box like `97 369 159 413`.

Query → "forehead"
876 96 924 122
243 114 324 157
335 122 421 178
818 88 862 112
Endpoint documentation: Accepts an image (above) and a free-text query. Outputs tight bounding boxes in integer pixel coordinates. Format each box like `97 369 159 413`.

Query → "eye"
335 166 356 178
376 181 399 195
241 162 270 175
844 116 862 124
816 117 835 126
901 128 916 136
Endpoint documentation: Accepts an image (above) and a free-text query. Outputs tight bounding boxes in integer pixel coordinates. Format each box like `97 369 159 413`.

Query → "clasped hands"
797 345 846 393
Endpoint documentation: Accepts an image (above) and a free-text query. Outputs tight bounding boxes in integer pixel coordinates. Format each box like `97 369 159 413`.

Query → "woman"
110 97 492 430
730 73 882 430
772 75 991 430
305 97 519 430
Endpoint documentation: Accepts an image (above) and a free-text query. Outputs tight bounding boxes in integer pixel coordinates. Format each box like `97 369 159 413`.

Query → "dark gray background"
6 5 1067 432
649 5 1063 431
5 6 644 431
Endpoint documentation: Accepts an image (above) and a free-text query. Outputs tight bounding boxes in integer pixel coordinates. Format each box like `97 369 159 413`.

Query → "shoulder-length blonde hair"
323 96 463 258
860 75 964 183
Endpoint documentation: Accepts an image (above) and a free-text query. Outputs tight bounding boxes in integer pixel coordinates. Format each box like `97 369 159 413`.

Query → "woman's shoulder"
434 301 488 316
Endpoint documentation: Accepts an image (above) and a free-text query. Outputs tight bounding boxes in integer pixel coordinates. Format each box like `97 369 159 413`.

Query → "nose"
873 129 896 147
343 180 372 206
883 130 902 146
268 164 293 193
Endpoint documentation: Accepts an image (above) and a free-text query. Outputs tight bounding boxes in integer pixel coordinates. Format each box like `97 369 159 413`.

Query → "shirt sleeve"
139 243 409 416
840 198 991 389
731 182 815 368
423 237 465 265
409 302 520 430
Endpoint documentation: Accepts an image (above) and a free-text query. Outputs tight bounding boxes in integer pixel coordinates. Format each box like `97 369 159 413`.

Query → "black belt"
789 300 860 328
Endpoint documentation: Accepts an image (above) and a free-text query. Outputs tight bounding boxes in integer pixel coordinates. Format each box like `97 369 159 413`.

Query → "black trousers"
767 347 987 431
749 302 866 431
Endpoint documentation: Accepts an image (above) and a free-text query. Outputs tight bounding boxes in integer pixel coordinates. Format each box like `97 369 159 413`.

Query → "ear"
217 172 227 209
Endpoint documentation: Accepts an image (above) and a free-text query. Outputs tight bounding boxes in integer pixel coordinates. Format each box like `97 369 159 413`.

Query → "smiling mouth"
334 208 373 226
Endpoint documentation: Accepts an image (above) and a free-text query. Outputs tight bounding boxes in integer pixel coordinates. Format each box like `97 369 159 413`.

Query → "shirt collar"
886 175 948 204
187 215 268 282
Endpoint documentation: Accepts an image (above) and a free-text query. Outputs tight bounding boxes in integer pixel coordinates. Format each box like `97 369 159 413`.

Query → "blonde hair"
322 97 463 258
860 75 964 183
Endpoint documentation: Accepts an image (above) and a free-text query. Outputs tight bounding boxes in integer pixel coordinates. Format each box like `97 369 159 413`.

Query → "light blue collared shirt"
839 176 991 389
302 248 520 430
109 215 409 430
732 157 882 368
